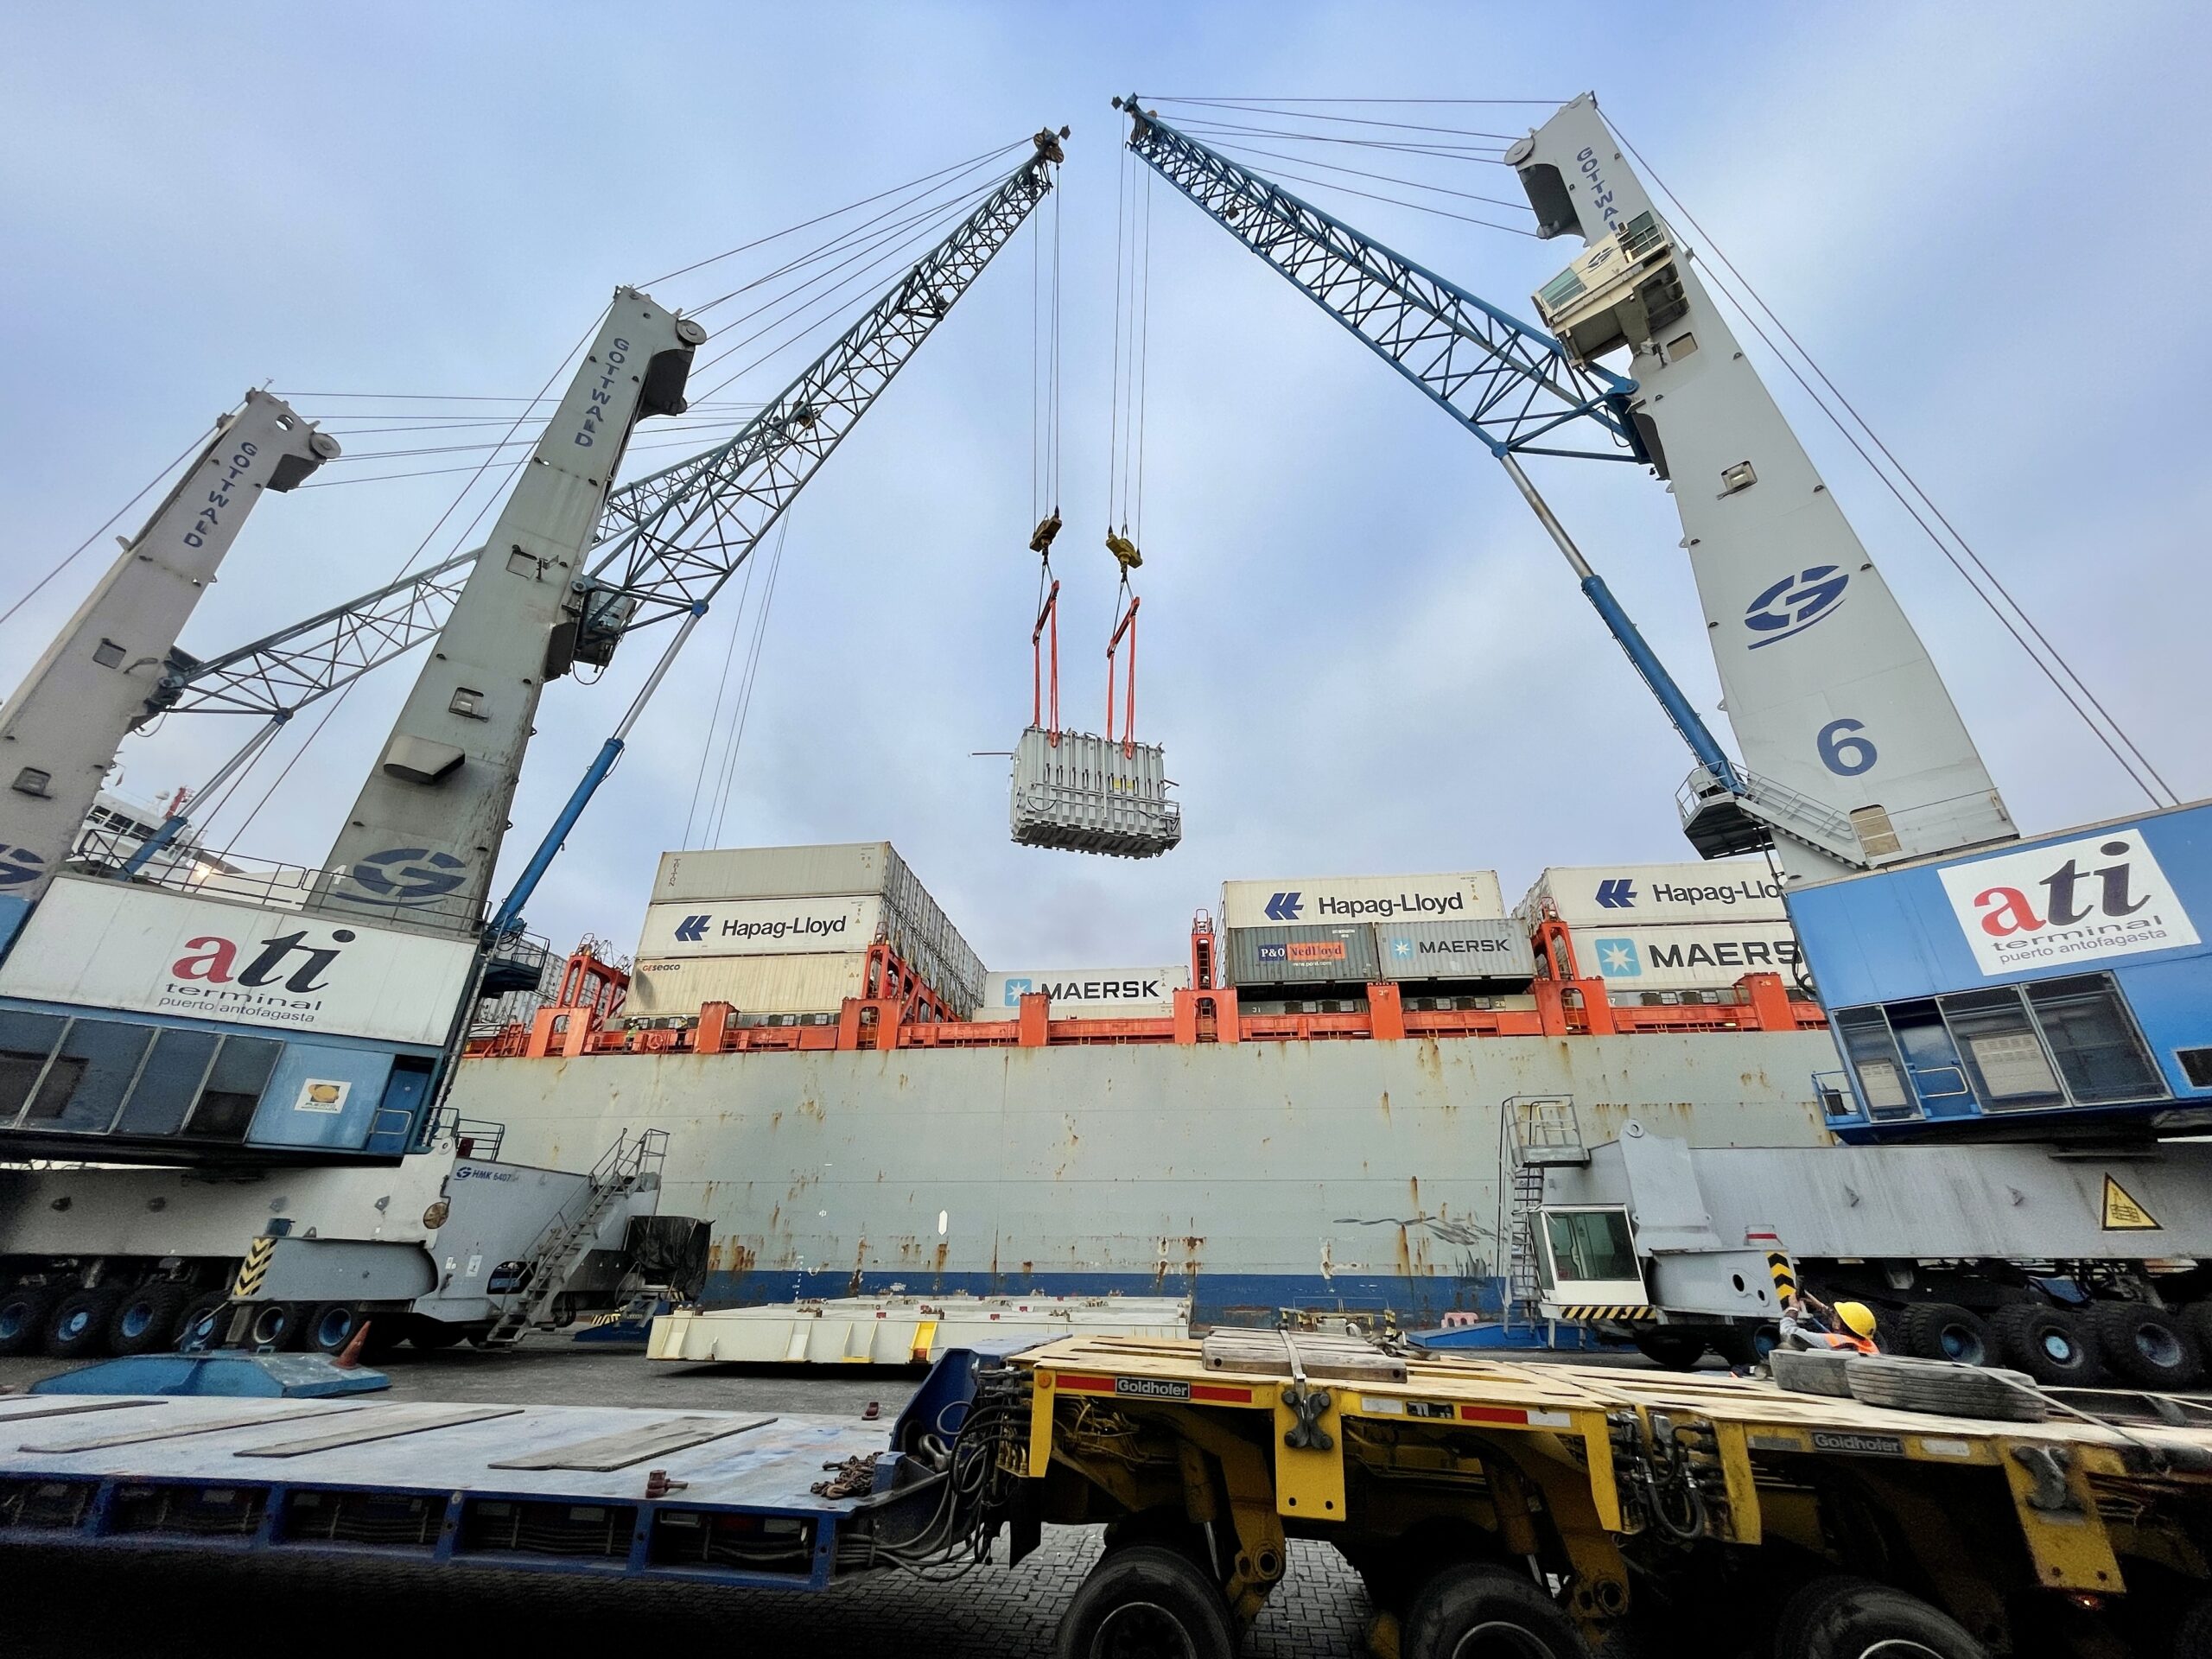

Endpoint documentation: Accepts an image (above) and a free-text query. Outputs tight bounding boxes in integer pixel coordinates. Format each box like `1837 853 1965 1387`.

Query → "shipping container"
642 842 984 1015
1565 920 1804 990
975 966 1190 1022
639 895 884 960
1219 871 1503 931
1519 860 1784 929
1009 728 1181 859
1224 923 1380 987
625 953 876 1020
1374 918 1535 986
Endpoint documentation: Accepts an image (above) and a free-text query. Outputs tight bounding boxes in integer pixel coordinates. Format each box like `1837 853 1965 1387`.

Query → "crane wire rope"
1608 122 2175 809
682 517 770 849
704 511 795 846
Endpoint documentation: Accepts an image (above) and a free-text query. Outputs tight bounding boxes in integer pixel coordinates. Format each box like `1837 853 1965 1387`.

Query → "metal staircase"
1677 763 1869 868
1495 1096 1588 1333
480 1128 668 1347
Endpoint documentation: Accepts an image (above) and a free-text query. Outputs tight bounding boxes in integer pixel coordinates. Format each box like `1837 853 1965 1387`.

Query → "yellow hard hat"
1835 1301 1878 1338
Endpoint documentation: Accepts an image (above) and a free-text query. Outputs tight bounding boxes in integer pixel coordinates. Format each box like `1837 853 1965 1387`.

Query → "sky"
4 3 2208 980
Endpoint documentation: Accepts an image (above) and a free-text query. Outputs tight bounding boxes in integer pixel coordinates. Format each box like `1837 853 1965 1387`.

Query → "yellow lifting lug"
1106 530 1143 572
1029 511 1063 556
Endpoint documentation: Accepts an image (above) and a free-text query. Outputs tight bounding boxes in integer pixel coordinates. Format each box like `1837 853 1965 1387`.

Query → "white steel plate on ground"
0 1395 893 1510
1518 861 1787 928
1219 872 1503 930
0 876 476 1046
648 1294 1191 1364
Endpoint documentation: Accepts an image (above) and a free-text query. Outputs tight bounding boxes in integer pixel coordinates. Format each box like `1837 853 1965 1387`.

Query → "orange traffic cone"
334 1319 372 1370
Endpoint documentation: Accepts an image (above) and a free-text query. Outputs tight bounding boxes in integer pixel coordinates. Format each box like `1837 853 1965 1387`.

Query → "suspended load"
1007 529 1179 859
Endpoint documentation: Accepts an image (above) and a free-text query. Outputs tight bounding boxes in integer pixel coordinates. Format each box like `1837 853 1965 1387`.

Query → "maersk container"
1566 920 1804 990
975 965 1190 1021
1374 918 1535 986
1224 923 1380 987
643 842 983 1015
1520 860 1785 929
1009 728 1181 859
626 953 877 1020
1219 872 1503 931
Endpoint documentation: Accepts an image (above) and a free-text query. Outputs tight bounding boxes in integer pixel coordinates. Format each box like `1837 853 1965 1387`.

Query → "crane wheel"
245 1300 305 1351
2090 1302 2207 1390
1054 1542 1236 1659
1898 1302 1995 1367
301 1303 360 1356
105 1283 190 1356
1774 1574 1986 1659
1990 1302 2101 1386
0 1285 57 1357
1402 1562 1590 1659
43 1287 120 1359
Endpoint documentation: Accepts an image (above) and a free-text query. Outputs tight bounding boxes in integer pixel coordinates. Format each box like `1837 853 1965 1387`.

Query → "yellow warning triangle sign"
2101 1174 2161 1232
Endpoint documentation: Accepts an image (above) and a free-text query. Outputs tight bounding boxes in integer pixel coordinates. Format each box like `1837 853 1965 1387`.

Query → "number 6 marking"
1818 718 1877 777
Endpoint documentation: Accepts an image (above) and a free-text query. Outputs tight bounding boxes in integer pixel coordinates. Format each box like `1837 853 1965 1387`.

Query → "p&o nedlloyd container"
1519 860 1784 929
1219 871 1503 931
974 966 1190 1021
642 842 984 1015
1225 923 1380 988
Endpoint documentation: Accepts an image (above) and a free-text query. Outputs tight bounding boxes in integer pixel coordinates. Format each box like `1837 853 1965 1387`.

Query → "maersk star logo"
1389 938 1414 960
1592 938 1642 977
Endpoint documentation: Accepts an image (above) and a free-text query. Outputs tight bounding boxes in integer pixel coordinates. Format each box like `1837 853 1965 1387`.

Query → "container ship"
454 842 1839 1325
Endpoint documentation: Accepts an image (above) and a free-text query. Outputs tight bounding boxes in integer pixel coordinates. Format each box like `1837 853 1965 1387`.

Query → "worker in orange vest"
1779 1290 1880 1355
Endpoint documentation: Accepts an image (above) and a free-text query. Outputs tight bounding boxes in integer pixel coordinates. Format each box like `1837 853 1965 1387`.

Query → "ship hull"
461 1030 1838 1325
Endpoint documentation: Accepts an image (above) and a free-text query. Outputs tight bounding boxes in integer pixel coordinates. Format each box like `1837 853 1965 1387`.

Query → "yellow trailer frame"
1014 1336 2212 1653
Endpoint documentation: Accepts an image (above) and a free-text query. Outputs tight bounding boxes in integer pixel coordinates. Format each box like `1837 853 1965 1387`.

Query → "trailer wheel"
1990 1303 2101 1386
43 1287 120 1359
1844 1355 2048 1422
1774 1574 1986 1659
106 1283 190 1356
2091 1302 2206 1390
1631 1331 1707 1370
1053 1542 1236 1659
0 1285 56 1357
1402 1562 1590 1659
1898 1303 1994 1367
301 1302 359 1356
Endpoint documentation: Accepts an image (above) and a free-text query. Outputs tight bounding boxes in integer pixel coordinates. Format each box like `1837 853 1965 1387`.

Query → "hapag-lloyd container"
639 896 884 960
1520 860 1785 929
1374 918 1535 985
1566 920 1805 990
1219 872 1503 931
644 842 984 1015
974 965 1190 1021
1010 728 1181 859
1224 924 1380 987
626 953 875 1020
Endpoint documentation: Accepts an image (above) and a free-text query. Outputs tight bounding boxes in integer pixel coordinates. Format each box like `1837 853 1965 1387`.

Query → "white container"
643 842 983 1014
1519 860 1785 929
639 895 885 960
1219 871 1503 931
625 953 874 1019
975 966 1190 1021
1565 921 1804 989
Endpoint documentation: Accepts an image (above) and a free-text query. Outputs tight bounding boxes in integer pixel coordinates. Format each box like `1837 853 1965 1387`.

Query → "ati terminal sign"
1940 829 2199 976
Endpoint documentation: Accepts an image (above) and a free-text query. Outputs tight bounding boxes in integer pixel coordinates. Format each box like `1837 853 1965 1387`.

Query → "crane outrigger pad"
1009 728 1181 859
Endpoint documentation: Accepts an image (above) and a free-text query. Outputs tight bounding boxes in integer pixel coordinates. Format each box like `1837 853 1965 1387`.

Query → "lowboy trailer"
4 1333 2209 1658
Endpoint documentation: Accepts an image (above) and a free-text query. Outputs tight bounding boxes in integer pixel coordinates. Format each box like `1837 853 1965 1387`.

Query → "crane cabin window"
1538 1205 1647 1306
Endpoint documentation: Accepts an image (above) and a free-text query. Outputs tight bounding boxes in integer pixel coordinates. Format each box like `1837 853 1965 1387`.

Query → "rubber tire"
1403 1562 1591 1659
1899 1302 1996 1368
1770 1347 1854 1398
1844 1354 2049 1422
408 1317 467 1350
1053 1542 1236 1659
2184 1303 2212 1364
245 1300 305 1351
174 1294 229 1350
1990 1302 2101 1387
300 1301 359 1356
1631 1331 1707 1370
358 1313 404 1360
1775 1574 1986 1659
0 1285 57 1357
43 1287 121 1359
1713 1325 1778 1369
2172 1591 2212 1659
2090 1301 2206 1390
105 1283 190 1357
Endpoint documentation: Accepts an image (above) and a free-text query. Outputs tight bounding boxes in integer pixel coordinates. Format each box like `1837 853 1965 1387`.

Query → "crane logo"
1744 565 1848 649
346 847 468 906
0 843 46 887
1937 830 2198 976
